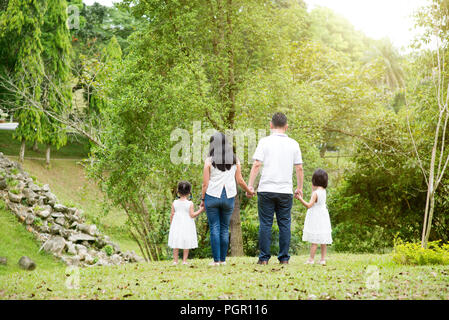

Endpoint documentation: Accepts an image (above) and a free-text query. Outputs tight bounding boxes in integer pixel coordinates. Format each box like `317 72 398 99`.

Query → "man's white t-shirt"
252 133 303 194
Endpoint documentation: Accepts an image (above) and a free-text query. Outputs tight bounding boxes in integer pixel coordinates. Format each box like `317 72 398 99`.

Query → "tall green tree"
40 0 73 167
0 0 47 162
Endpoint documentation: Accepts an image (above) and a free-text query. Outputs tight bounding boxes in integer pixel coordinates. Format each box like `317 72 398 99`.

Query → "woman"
200 132 254 266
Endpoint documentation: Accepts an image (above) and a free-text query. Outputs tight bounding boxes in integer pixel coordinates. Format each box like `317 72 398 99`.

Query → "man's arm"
295 164 304 199
247 160 262 197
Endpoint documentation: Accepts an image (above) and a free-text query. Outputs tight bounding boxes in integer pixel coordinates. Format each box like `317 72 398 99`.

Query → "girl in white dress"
168 181 204 265
298 169 332 266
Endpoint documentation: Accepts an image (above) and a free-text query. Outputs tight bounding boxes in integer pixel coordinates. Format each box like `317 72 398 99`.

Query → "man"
247 112 304 265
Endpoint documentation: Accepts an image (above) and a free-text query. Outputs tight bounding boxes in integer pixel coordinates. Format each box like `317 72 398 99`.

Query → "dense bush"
393 239 449 265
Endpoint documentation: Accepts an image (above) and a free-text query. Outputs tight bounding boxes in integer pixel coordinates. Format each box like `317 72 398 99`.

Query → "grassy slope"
1 253 448 300
0 203 63 276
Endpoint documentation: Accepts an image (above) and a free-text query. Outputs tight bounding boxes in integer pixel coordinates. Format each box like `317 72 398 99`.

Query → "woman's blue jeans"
205 188 235 262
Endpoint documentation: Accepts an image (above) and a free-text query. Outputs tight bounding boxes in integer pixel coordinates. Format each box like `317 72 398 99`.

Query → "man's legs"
258 192 275 262
275 193 293 262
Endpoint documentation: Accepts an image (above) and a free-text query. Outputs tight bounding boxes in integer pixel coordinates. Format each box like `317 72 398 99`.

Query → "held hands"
246 186 255 198
294 188 303 200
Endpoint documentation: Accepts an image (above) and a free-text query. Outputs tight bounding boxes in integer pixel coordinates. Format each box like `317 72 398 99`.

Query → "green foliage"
40 0 72 150
0 0 47 145
331 222 390 253
104 244 114 256
393 238 449 265
33 217 43 227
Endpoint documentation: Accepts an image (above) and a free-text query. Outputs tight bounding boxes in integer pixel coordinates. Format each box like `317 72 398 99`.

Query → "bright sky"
84 0 429 51
304 0 429 51
83 0 116 6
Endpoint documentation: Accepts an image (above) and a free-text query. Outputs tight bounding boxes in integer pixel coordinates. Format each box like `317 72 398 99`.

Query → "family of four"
168 112 332 266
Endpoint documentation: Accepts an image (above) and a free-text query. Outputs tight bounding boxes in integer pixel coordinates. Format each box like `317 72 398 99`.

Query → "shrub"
392 238 449 265
104 245 114 256
331 222 391 253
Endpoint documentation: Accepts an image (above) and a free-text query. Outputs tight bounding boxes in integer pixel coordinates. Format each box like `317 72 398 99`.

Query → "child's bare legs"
173 249 179 264
182 249 189 264
320 244 327 262
308 243 318 262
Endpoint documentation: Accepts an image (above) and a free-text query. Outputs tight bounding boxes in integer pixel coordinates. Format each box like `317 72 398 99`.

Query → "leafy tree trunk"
32 140 39 152
45 144 51 168
229 194 244 256
19 139 25 163
225 0 244 255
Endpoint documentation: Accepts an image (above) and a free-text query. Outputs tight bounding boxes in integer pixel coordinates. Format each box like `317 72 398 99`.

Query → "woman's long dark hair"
209 132 236 172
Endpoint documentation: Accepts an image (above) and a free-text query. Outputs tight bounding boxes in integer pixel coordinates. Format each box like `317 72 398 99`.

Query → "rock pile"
0 152 142 267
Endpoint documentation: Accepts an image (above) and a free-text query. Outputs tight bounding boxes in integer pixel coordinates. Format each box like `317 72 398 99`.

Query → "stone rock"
77 224 97 236
51 212 65 219
50 224 63 235
122 251 143 263
67 242 77 255
25 213 35 225
67 207 77 215
29 183 41 192
110 254 123 265
62 255 80 266
0 257 7 265
8 191 22 203
95 236 107 249
53 204 68 213
44 192 56 206
69 221 79 229
41 236 66 255
55 217 66 226
76 244 88 260
37 209 51 219
18 256 36 271
23 188 38 203
42 184 50 192
94 258 110 267
39 225 50 233
84 254 94 265
69 233 96 243
0 178 6 190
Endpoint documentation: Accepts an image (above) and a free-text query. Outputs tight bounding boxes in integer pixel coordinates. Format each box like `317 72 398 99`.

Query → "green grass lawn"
1 252 449 300
0 203 63 277
2 199 449 300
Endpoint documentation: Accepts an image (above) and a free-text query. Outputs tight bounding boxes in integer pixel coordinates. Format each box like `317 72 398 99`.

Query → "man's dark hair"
312 169 328 189
271 112 288 128
177 181 192 196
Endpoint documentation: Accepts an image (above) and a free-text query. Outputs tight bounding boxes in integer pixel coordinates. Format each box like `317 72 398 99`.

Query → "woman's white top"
205 157 238 199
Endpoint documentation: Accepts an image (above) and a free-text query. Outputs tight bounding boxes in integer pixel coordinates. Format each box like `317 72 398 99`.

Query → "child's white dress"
302 188 333 244
168 199 198 249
